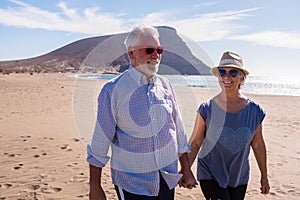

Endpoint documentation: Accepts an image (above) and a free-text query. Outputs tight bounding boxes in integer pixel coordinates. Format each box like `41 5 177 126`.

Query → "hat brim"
210 64 249 76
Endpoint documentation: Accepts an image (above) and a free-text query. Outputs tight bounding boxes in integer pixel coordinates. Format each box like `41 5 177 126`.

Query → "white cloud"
194 1 219 9
0 1 259 38
0 0 127 34
133 11 171 27
165 8 258 42
57 2 78 20
230 31 300 49
1 0 61 30
129 8 258 42
4 0 299 50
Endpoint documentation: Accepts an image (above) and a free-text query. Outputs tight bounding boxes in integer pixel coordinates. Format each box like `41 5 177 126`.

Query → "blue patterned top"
197 99 265 188
87 66 190 196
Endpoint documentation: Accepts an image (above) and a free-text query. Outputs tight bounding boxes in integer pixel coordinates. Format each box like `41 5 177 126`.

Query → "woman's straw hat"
210 51 249 76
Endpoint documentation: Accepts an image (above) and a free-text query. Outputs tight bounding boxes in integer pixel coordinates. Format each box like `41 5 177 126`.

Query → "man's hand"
178 168 198 189
89 164 106 199
89 185 106 200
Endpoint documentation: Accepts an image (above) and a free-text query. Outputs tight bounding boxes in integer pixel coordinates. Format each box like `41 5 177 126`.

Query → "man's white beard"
137 63 159 77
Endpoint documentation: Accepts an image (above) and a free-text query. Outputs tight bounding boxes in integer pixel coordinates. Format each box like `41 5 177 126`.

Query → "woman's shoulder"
247 99 263 108
246 99 266 115
198 98 214 113
200 98 214 107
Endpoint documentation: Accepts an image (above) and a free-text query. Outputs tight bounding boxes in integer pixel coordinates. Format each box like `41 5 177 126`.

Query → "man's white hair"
124 24 160 50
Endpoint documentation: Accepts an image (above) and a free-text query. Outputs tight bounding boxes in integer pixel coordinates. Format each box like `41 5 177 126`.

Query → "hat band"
219 59 243 68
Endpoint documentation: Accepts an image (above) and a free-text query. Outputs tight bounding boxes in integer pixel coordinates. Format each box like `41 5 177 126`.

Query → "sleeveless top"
197 99 265 188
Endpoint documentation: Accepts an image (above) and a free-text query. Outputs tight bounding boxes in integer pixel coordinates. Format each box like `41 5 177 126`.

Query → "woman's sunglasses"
218 69 239 77
132 45 164 55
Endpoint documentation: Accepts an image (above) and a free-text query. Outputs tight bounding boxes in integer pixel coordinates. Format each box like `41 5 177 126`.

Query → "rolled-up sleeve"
86 83 116 167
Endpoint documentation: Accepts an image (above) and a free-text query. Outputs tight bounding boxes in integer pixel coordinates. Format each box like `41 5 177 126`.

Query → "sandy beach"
0 73 299 199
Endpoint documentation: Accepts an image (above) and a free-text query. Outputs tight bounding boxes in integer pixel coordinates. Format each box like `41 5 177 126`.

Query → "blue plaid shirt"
87 66 190 196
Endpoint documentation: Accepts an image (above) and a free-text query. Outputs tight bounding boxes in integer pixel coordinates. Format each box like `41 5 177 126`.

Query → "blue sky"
0 0 299 76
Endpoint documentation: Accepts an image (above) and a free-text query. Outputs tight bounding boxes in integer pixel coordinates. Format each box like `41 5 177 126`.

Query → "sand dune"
0 73 299 199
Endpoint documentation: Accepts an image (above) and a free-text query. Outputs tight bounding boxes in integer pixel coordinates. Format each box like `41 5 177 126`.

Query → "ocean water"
165 75 300 97
76 74 300 97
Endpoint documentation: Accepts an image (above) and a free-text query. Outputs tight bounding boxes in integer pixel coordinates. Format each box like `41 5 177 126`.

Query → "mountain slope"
0 26 211 75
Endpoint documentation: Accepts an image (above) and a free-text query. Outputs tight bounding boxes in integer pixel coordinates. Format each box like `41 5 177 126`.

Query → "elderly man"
87 24 196 200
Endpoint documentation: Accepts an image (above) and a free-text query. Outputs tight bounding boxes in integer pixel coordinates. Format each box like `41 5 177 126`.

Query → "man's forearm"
179 153 191 172
89 164 102 188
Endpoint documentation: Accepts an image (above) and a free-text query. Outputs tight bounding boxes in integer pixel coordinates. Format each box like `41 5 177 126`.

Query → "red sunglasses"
132 45 164 55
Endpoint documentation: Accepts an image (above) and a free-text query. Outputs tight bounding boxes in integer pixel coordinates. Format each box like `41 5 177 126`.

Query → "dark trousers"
200 179 247 200
115 173 174 200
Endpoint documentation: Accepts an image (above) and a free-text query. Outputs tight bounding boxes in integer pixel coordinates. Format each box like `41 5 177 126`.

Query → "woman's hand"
178 168 198 189
260 177 270 194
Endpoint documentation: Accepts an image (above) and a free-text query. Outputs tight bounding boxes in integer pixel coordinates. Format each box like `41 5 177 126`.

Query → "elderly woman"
186 51 270 199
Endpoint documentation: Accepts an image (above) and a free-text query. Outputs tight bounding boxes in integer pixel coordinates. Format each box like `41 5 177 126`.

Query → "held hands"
260 177 270 194
178 168 198 189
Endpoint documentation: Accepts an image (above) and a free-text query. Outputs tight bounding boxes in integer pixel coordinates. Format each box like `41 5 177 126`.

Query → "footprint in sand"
60 144 72 151
30 146 48 158
20 135 31 138
77 194 88 198
282 184 299 195
67 162 78 167
41 187 51 194
3 183 12 188
34 149 47 156
14 163 23 170
41 186 62 194
20 135 31 141
68 171 88 183
30 184 40 190
43 137 54 140
269 191 277 196
60 144 68 150
53 187 62 192
3 152 18 157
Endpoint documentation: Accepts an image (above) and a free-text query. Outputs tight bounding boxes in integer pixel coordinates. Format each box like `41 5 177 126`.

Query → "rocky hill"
0 26 212 75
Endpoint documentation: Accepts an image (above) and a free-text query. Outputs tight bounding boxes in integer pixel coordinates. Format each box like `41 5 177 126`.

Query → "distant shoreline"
1 72 299 97
74 73 300 97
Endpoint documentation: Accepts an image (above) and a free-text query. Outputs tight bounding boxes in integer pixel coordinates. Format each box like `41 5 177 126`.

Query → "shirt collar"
128 65 157 85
